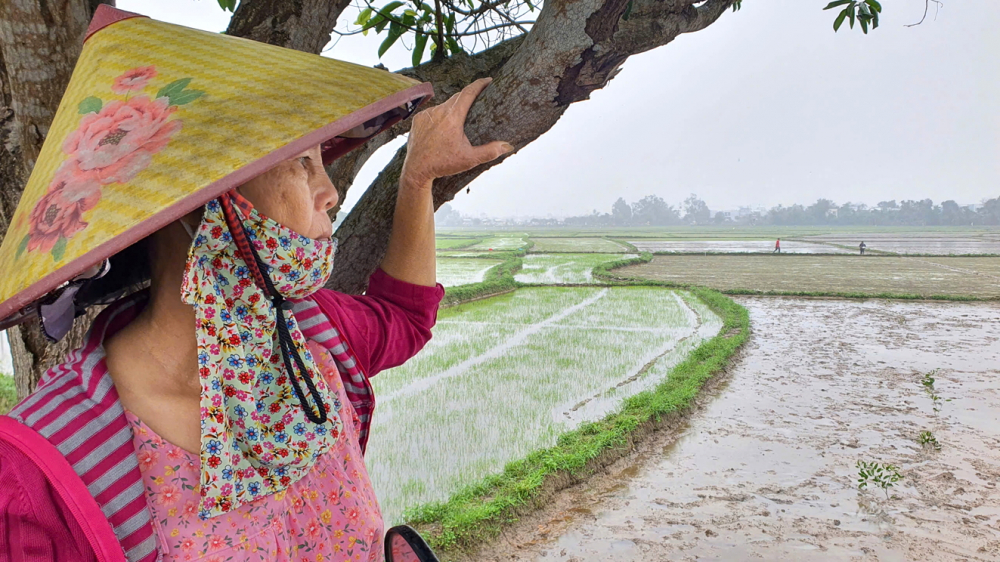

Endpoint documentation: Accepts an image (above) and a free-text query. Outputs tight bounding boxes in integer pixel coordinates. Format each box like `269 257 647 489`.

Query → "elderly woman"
0 7 510 562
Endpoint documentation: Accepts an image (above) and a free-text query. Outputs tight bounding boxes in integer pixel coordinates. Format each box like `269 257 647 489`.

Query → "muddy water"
478 299 1000 561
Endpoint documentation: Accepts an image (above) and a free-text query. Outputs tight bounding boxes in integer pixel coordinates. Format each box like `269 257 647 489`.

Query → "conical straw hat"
0 6 432 332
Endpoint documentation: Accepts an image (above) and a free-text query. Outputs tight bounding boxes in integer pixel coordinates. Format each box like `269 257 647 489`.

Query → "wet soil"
470 298 1000 561
629 240 852 254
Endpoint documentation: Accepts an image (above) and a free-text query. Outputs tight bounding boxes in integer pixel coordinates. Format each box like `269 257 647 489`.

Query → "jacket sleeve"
0 434 99 562
310 268 445 377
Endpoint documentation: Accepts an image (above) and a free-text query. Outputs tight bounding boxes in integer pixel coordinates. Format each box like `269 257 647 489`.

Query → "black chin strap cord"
239 228 328 425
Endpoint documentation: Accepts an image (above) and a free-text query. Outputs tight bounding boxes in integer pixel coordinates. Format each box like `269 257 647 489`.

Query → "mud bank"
473 298 1000 561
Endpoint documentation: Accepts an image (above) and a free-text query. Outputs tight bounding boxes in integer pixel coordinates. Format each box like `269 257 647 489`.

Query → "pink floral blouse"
125 341 384 562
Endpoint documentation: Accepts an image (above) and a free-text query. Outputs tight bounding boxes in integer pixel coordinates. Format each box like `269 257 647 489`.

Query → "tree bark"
226 0 352 53
328 0 733 294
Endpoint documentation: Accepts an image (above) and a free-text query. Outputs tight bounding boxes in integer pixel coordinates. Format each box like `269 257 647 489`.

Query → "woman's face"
237 145 338 240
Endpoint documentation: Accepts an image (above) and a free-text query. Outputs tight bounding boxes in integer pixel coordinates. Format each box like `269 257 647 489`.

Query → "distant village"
435 194 995 228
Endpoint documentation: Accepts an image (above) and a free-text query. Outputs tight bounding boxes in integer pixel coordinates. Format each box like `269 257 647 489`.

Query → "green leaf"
166 89 204 106
78 96 102 114
834 9 848 31
622 0 633 20
413 32 428 67
356 7 373 26
402 12 416 27
378 22 404 58
375 18 390 33
378 1 406 15
51 237 67 262
859 2 870 16
872 10 879 28
865 0 882 12
216 0 236 11
848 4 856 28
446 11 456 33
403 8 418 17
447 35 463 55
823 0 851 9
15 235 29 259
156 78 192 101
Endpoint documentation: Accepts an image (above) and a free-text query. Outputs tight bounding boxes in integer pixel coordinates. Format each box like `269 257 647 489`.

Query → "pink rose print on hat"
19 66 203 261
112 65 157 95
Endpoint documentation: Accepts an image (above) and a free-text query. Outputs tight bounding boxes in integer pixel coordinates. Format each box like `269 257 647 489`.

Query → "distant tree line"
562 194 1000 227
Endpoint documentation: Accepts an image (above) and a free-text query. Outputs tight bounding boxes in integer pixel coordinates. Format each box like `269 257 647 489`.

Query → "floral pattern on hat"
17 66 203 262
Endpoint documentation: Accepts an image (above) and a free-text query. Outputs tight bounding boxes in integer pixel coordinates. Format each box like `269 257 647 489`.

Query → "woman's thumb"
474 141 515 164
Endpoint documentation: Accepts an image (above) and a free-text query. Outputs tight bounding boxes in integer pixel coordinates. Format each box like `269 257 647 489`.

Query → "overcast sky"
120 0 999 218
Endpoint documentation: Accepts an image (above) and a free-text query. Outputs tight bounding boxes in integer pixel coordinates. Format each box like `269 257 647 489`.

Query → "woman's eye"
298 156 311 170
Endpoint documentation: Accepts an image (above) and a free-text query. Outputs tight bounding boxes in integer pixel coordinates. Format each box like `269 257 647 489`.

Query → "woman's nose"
315 173 339 212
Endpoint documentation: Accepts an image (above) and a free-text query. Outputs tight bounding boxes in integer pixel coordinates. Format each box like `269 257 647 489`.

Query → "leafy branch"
856 460 903 499
824 0 882 34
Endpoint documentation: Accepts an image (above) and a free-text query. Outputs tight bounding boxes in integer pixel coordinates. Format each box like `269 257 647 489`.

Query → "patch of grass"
436 237 484 250
440 251 524 307
406 284 748 555
0 375 15 415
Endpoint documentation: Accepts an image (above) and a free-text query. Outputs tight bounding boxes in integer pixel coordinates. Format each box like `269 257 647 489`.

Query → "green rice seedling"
920 370 947 412
366 286 721 524
856 460 904 499
918 430 941 451
435 257 504 287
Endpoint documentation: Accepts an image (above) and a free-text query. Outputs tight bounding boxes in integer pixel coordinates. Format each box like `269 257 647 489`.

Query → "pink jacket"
0 269 443 561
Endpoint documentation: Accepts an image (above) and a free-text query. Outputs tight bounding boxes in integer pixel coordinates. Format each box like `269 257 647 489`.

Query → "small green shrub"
918 430 940 451
0 375 16 415
856 460 903 499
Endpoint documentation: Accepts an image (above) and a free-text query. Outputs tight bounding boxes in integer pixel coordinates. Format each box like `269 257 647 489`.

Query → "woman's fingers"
452 77 493 118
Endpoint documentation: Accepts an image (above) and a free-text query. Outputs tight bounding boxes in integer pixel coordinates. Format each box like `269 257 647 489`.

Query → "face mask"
180 193 341 519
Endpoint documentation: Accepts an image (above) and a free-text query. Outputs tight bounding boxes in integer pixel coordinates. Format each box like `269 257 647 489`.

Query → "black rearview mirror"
385 525 440 562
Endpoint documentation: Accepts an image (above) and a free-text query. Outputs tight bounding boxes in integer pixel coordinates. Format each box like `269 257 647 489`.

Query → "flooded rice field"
620 255 1000 298
515 253 637 284
367 286 721 524
435 257 504 287
803 235 999 255
476 298 1000 562
529 238 631 253
630 240 853 254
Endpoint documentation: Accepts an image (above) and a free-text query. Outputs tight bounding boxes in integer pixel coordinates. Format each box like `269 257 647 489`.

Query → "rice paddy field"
366 286 723 524
435 257 504 287
801 232 1000 255
528 237 630 253
617 254 1000 298
465 235 528 251
630 240 852 254
515 253 637 284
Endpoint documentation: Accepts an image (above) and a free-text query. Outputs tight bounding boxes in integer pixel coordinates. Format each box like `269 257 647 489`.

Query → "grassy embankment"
407 250 749 557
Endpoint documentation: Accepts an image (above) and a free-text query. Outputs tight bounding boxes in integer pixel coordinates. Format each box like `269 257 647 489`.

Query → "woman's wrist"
399 172 432 192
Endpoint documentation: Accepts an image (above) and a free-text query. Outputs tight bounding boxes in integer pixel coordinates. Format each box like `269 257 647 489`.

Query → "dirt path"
472 298 1000 561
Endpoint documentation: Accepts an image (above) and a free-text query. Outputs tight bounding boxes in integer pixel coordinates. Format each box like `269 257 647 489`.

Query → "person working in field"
774 238 781 253
0 6 511 561
860 241 867 255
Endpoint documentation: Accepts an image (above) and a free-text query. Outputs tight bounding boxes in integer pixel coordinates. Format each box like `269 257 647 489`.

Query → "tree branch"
226 0 352 52
328 0 734 293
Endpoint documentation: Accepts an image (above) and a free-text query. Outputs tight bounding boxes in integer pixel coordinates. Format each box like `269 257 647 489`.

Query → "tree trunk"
329 0 733 293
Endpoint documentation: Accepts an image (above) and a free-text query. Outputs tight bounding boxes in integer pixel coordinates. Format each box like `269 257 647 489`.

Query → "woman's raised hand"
400 77 514 190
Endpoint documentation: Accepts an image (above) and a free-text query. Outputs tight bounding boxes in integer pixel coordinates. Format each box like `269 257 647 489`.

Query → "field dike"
406 250 749 559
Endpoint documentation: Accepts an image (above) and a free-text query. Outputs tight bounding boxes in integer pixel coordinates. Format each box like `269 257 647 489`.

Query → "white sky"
119 0 1000 218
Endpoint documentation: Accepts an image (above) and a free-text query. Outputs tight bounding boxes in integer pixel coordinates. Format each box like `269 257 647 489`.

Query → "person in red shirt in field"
774 238 781 253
